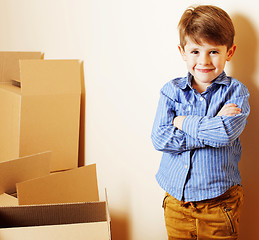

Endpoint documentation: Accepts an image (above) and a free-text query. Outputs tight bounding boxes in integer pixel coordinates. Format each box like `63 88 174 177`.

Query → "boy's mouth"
196 68 214 73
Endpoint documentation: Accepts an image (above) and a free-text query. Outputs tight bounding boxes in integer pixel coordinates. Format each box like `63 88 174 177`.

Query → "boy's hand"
217 103 241 117
173 116 186 130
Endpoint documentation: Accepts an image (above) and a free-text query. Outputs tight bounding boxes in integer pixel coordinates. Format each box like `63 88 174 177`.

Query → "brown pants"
163 185 244 240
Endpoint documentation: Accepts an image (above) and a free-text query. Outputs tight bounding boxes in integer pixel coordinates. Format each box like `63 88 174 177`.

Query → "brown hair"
178 5 235 50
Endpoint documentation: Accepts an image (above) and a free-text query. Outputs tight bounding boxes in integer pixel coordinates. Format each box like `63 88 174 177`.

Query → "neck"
191 80 210 94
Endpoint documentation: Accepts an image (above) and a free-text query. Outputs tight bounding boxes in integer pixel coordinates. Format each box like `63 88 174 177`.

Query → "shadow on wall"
110 212 131 240
78 62 86 167
231 14 259 240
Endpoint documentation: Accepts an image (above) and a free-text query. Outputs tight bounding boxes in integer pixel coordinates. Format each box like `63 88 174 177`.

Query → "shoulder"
226 76 250 96
160 76 188 96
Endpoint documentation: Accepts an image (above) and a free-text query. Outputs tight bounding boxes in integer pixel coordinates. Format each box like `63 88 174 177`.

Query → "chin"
193 75 214 83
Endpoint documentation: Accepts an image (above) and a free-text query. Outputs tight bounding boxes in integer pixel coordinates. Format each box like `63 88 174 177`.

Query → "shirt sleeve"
182 84 250 147
151 88 205 154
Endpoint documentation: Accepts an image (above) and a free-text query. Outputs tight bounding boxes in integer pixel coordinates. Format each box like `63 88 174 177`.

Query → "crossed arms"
151 85 250 154
173 103 242 130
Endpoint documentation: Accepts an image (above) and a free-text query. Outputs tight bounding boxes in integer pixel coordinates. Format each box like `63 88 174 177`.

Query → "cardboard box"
0 53 81 172
0 201 111 240
0 52 43 83
0 52 42 162
0 160 111 240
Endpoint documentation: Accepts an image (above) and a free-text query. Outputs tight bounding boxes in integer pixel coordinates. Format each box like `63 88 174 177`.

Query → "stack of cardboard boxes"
0 52 111 239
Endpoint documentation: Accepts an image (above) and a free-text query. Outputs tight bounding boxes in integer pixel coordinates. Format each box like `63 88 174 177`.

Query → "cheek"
213 56 227 69
186 58 196 67
186 62 195 72
218 62 226 70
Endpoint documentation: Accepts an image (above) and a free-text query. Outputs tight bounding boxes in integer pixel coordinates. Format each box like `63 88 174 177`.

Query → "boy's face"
178 37 236 89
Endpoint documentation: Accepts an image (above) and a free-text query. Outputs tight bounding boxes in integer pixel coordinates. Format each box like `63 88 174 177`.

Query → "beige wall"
0 0 258 239
231 12 259 240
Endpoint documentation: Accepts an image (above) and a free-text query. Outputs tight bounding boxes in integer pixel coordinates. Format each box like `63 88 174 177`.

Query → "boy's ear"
178 45 187 61
226 44 236 61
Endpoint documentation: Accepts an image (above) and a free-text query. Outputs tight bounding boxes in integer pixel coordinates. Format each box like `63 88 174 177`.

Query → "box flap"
19 94 80 172
0 201 107 228
17 164 99 205
0 194 18 206
0 52 42 83
0 152 51 195
19 60 81 95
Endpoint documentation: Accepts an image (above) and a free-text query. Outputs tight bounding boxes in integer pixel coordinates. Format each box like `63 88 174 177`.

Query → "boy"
151 5 250 240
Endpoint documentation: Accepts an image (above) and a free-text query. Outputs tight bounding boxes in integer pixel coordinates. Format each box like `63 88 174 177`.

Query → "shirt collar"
175 71 231 90
174 73 192 90
212 71 231 86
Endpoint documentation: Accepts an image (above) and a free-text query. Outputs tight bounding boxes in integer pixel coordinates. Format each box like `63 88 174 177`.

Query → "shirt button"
185 165 188 169
199 97 204 101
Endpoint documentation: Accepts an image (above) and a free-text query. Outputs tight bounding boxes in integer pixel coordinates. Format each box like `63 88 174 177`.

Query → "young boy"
151 5 250 239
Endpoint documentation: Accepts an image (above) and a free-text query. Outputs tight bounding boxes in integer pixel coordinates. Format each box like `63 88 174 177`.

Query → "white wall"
0 0 258 239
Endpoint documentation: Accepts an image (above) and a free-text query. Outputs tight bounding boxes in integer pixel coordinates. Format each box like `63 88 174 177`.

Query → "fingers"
226 109 241 116
217 103 241 117
224 103 239 108
225 104 241 116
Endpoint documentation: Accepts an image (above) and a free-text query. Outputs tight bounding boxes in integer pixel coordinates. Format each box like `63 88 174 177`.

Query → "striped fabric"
151 71 250 201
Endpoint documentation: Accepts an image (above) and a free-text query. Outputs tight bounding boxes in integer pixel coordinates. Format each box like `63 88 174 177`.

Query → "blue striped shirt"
151 71 250 202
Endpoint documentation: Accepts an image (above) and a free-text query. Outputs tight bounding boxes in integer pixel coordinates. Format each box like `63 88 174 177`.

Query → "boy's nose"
199 54 211 65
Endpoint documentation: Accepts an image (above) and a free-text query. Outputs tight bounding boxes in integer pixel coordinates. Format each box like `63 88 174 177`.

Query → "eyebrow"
187 46 222 52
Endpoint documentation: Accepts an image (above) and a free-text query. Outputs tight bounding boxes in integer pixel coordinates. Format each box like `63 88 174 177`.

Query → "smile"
196 68 214 73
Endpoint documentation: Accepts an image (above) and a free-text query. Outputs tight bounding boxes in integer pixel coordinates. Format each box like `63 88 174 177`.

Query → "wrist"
173 116 186 130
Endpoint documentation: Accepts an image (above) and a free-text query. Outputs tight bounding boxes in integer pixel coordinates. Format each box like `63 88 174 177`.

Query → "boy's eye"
191 50 199 54
210 50 219 54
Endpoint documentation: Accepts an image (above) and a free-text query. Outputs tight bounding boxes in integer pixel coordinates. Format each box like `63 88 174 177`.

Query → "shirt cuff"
182 115 202 139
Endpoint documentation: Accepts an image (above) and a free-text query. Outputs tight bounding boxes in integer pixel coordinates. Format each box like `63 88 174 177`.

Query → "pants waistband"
181 185 242 207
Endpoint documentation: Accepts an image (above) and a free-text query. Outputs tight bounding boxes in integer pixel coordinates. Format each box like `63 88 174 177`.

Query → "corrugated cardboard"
0 54 81 172
0 163 111 240
17 164 99 205
0 152 50 195
0 201 111 240
0 201 107 228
